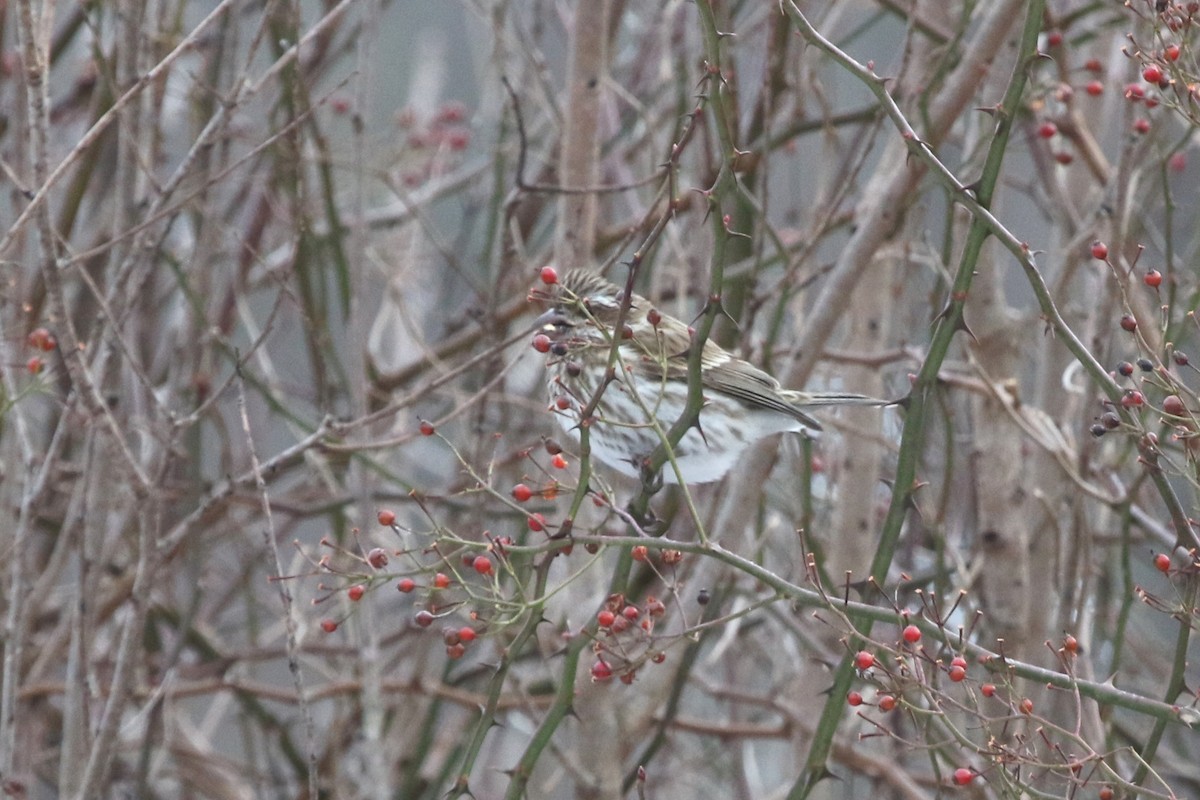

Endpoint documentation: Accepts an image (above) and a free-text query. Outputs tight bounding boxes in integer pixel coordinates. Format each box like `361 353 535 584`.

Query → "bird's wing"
627 332 821 428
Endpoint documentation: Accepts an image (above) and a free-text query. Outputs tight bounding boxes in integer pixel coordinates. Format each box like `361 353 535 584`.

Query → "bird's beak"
534 307 570 332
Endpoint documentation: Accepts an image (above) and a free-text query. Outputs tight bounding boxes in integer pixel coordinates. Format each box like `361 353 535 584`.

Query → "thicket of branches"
3 0 1200 798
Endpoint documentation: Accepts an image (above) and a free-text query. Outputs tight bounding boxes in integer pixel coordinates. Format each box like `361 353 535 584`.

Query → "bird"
531 268 885 484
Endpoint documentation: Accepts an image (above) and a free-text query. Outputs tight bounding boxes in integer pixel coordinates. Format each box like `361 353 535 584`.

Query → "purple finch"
533 269 884 484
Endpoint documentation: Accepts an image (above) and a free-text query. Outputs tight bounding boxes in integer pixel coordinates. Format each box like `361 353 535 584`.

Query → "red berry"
397 577 416 593
1143 65 1163 83
1085 58 1103 72
1125 83 1144 101
1121 390 1145 409
981 683 996 697
631 545 648 562
442 127 470 151
446 642 466 659
1054 151 1074 165
433 572 451 589
348 584 365 602
1170 151 1188 172
1037 121 1057 138
1046 31 1063 47
1154 552 1171 573
320 619 338 633
591 660 613 681
528 512 546 532
472 555 493 575
953 768 974 786
877 694 897 712
622 605 640 620
551 453 567 469
948 665 967 682
647 308 661 326
435 101 467 124
1145 269 1163 287
1062 634 1078 653
419 420 435 436
1019 697 1034 714
1099 788 1114 800
512 483 533 502
1090 241 1108 260
1164 395 1185 415
367 548 389 569
597 610 615 627
532 334 552 353
27 327 56 351
415 610 435 627
950 655 968 668
377 509 396 526
1085 80 1103 96
1119 314 1137 332
1166 45 1181 62
540 266 559 285
26 357 43 374
458 626 477 643
1133 118 1151 135
902 624 922 643
854 650 876 671
847 691 864 706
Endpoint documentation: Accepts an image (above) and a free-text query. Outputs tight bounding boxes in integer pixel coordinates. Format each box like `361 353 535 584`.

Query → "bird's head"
533 269 643 348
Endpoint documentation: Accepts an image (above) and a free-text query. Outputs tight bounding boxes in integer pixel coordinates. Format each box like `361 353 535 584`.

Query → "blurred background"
2 0 1199 797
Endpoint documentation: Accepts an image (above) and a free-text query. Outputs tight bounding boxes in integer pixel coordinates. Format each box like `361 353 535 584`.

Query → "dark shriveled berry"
1090 424 1107 437
1101 412 1120 429
1117 361 1134 377
1137 358 1154 372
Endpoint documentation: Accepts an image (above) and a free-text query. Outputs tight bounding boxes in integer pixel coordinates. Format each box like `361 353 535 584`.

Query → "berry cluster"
1030 3 1200 166
1084 242 1200 463
390 100 473 188
309 508 505 661
840 616 1112 793
589 591 670 685
24 326 56 375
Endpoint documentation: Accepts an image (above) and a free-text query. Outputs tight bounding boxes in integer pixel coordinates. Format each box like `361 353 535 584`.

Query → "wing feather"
626 331 821 428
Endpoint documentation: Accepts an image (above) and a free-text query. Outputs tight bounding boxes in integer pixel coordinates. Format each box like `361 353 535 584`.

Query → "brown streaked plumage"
535 269 883 483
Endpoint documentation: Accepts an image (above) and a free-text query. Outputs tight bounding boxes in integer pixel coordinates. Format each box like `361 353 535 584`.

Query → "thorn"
957 316 979 344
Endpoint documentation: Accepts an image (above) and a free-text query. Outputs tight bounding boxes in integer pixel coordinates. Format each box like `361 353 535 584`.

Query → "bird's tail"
784 390 890 409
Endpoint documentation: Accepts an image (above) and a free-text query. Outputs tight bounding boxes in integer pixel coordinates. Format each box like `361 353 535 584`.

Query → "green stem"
780 0 1046 795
